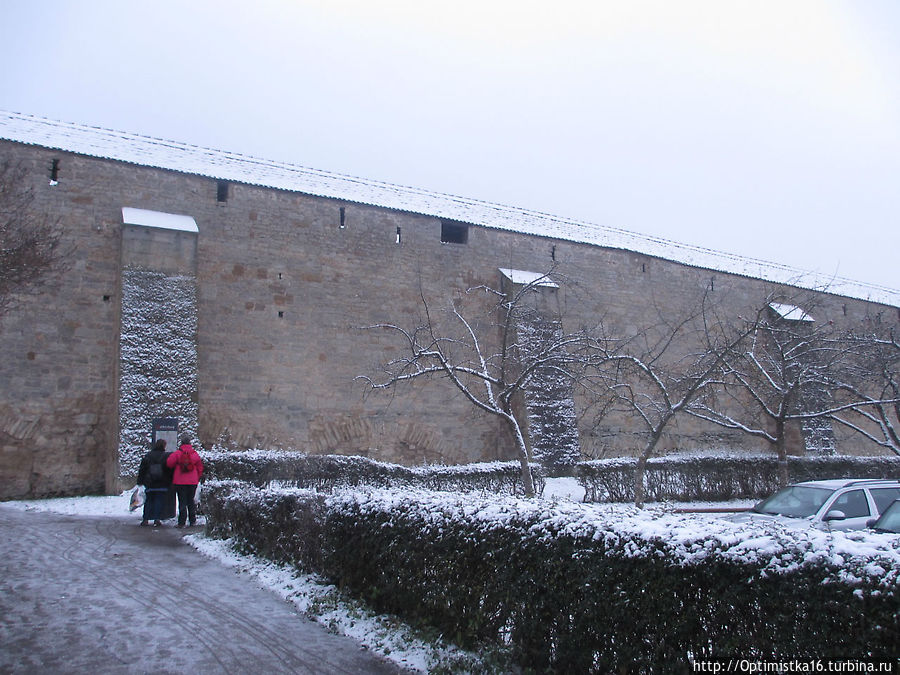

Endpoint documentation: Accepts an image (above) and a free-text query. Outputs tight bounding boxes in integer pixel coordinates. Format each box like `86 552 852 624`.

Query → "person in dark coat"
137 439 173 526
167 435 204 528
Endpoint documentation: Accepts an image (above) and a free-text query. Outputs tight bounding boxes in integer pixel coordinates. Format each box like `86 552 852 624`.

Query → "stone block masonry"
1 146 121 499
0 130 898 499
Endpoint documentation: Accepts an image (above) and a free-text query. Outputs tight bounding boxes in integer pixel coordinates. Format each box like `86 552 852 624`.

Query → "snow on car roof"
794 479 900 489
1 110 897 308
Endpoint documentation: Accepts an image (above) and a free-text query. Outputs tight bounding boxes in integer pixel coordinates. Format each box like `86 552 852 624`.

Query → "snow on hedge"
324 487 900 592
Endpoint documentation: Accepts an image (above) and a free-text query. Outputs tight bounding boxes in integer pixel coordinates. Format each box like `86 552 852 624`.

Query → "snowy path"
0 505 406 674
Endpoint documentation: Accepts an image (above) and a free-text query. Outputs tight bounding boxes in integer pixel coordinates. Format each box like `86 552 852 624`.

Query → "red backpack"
179 447 194 472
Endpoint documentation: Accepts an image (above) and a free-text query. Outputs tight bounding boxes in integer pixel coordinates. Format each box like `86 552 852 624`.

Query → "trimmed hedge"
203 481 900 673
577 454 900 503
203 450 544 496
203 480 325 571
201 449 899 505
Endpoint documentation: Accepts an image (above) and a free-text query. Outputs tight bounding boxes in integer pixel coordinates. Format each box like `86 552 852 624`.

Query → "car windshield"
873 501 900 533
751 486 834 519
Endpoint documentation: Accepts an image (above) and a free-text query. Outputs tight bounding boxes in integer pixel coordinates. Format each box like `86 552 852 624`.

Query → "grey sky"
2 0 898 295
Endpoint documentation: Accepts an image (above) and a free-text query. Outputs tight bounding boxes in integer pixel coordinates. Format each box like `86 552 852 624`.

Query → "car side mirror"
866 518 878 528
823 510 847 522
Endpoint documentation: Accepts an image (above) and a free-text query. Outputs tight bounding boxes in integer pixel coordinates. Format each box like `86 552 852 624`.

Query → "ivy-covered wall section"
118 266 198 478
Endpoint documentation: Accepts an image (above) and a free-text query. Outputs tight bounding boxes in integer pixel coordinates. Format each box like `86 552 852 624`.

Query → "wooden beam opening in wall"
440 221 469 244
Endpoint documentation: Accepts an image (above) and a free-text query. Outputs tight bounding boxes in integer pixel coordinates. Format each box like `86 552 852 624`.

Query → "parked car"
729 479 900 531
868 499 900 534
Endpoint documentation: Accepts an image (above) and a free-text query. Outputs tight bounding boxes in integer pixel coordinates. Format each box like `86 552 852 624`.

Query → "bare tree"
0 159 65 316
580 289 765 507
686 298 866 484
357 271 587 497
828 328 900 455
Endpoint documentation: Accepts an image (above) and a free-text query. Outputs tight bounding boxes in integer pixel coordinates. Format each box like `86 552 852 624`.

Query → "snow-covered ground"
5 478 897 672
3 478 591 672
5 491 471 672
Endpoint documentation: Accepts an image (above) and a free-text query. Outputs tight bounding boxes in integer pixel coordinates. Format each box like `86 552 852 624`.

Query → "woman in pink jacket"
166 436 204 528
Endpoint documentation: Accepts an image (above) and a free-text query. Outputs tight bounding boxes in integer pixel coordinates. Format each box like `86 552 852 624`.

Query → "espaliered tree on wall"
358 271 587 497
0 159 65 319
578 289 769 507
687 298 900 482
362 269 900 505
685 298 849 485
829 327 900 456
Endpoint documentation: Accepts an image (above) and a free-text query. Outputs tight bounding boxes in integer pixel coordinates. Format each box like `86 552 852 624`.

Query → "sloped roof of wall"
1 110 896 307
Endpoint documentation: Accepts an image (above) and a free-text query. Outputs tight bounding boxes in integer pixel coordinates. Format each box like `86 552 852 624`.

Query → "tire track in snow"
0 508 404 674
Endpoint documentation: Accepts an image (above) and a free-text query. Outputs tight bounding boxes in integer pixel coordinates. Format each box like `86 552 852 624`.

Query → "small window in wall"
216 180 229 203
440 220 469 244
49 159 60 186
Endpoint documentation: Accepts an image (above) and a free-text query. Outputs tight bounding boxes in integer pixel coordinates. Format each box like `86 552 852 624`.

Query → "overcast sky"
2 0 898 295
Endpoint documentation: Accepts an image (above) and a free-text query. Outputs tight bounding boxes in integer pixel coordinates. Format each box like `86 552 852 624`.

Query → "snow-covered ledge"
769 302 814 322
122 207 199 233
499 268 559 288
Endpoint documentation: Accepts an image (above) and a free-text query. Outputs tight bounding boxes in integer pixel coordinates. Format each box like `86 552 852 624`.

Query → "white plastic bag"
128 485 145 512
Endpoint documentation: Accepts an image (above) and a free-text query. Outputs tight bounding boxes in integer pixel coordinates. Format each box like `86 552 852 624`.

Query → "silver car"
730 479 900 531
869 499 900 534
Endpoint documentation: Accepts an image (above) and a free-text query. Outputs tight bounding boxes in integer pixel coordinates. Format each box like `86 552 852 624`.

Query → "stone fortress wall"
1 128 897 499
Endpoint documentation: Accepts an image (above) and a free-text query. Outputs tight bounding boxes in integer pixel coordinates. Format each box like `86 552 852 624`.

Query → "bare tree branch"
357 267 588 495
581 289 767 506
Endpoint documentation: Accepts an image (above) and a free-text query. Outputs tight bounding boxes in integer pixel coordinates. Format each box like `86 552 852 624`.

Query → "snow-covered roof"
122 207 198 233
769 302 814 322
1 110 897 308
499 268 559 288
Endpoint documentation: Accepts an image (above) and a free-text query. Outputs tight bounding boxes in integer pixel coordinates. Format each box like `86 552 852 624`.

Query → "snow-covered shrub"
323 490 900 670
204 482 900 672
578 453 900 503
203 480 325 571
201 449 308 486
203 450 544 496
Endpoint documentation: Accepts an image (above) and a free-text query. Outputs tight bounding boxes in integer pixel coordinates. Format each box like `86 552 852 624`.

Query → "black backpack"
149 460 164 483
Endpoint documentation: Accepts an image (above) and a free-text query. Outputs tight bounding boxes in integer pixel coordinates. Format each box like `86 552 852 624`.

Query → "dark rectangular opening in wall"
49 159 59 184
216 180 229 203
440 220 469 244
